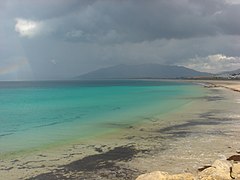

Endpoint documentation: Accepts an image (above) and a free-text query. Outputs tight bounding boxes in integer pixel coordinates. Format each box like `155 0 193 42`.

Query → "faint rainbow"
0 59 28 75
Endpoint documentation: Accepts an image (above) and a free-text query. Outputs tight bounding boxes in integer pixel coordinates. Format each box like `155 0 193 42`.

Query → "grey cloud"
4 0 91 20
35 0 240 43
16 34 240 79
7 0 240 43
215 4 240 35
1 0 240 80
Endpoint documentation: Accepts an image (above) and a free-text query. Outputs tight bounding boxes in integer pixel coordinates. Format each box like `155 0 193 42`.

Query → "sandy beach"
1 80 240 179
197 80 240 92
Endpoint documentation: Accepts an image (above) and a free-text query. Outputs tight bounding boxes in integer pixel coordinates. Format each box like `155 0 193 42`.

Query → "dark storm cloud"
33 0 239 43
4 0 240 42
215 3 240 35
4 0 93 20
1 0 240 80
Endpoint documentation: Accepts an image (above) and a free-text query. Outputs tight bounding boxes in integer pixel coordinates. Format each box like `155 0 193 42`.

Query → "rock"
198 167 229 180
211 159 231 172
136 171 195 180
136 171 169 180
198 160 232 180
198 165 211 172
136 159 236 180
170 173 195 180
227 155 240 162
230 163 240 179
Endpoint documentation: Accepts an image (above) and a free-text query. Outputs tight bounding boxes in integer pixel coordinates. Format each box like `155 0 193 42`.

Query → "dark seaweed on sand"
27 146 144 180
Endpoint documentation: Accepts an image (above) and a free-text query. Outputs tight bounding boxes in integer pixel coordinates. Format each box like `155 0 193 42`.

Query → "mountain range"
76 64 212 79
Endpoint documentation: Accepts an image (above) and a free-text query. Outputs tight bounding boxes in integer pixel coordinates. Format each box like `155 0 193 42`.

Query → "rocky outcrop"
136 156 240 180
198 160 231 180
231 163 240 179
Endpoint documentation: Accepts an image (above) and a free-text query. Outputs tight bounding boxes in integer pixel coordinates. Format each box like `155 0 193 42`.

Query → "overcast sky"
1 0 240 80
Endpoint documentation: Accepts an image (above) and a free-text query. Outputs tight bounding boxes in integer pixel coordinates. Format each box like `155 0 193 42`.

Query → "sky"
1 0 240 80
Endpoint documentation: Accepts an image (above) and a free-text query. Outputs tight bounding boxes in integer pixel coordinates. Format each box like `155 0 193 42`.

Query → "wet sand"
1 81 240 179
212 81 240 92
196 80 240 92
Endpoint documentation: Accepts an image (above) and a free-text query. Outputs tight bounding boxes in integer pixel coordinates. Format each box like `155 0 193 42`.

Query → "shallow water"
0 80 203 155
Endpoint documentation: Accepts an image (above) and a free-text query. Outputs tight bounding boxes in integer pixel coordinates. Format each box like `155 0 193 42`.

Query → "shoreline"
185 79 240 92
1 80 240 179
204 80 240 92
136 80 240 179
0 89 201 179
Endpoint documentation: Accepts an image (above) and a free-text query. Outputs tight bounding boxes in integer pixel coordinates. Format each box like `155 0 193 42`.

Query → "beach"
1 80 240 179
202 80 240 92
136 80 240 179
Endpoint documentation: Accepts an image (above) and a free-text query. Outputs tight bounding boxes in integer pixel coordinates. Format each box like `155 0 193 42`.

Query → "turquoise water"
0 80 202 155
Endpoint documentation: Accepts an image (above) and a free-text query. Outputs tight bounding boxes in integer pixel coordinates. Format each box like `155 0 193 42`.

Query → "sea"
0 80 203 156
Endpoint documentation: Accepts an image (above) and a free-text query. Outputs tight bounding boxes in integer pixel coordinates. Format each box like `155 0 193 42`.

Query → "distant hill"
76 64 212 79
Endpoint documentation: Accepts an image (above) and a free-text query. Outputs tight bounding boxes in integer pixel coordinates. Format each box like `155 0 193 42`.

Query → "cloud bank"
1 0 240 80
183 54 240 73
